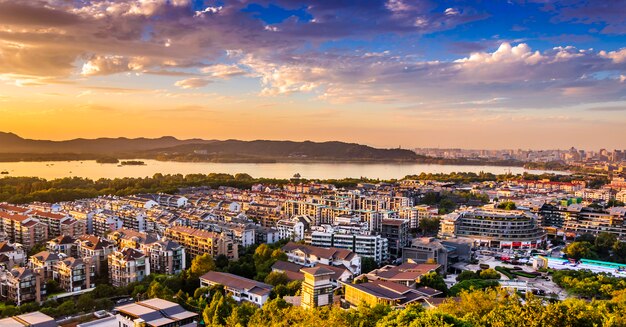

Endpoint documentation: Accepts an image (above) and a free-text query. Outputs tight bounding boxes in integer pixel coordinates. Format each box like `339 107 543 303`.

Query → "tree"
189 253 216 278
456 270 479 281
613 241 626 263
595 232 617 255
479 268 500 280
418 217 441 235
564 241 597 261
76 293 96 312
361 257 378 274
496 201 517 210
264 271 290 286
417 272 448 294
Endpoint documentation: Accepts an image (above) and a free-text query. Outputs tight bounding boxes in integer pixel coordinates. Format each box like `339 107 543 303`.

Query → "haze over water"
0 160 566 180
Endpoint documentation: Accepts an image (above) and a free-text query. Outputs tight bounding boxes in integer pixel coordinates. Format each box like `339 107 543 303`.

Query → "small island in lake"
120 160 146 166
96 157 120 164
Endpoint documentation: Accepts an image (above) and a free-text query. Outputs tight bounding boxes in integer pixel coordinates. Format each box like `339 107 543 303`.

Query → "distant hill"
146 140 418 162
0 132 417 162
0 132 213 154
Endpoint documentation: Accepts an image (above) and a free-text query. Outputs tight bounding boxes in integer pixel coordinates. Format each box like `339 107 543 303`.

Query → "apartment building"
380 219 410 257
75 235 115 275
59 218 86 238
308 228 388 264
29 251 60 281
276 215 308 241
563 205 626 238
144 240 186 275
0 241 26 267
54 257 95 292
0 212 48 250
0 267 45 305
46 235 77 257
108 248 150 287
91 211 123 237
31 211 68 238
165 225 238 260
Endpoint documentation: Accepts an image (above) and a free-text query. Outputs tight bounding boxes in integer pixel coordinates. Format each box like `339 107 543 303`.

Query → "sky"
0 0 625 150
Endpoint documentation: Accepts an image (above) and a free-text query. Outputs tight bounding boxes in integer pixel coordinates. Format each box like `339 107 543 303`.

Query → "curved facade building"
439 209 546 249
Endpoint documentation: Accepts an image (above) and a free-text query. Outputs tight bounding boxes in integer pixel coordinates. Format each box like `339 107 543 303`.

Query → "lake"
0 160 568 180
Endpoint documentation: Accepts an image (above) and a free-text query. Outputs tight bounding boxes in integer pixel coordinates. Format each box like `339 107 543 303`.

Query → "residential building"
108 248 150 288
276 215 307 241
144 239 186 275
46 236 77 257
0 311 57 327
54 257 95 292
282 242 361 275
75 235 115 276
300 266 334 309
343 279 426 308
562 205 626 238
0 241 26 267
0 267 45 305
364 262 440 288
380 219 410 257
116 298 198 327
308 228 388 264
200 271 273 306
165 225 238 260
29 251 59 281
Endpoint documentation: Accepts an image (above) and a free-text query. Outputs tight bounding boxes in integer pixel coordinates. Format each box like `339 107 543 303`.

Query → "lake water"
0 160 568 180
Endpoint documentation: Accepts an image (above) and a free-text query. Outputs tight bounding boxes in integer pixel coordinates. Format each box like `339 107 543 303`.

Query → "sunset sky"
0 0 625 149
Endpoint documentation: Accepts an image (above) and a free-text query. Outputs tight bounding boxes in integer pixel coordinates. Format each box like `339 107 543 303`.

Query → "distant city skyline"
0 0 625 149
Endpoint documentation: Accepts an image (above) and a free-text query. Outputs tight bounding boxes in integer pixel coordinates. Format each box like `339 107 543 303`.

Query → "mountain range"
0 132 417 162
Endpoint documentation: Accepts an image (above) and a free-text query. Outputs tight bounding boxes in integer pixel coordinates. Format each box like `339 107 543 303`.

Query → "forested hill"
0 132 417 162
147 140 418 162
0 132 213 154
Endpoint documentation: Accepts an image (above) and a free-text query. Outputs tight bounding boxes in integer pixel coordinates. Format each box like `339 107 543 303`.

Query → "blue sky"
0 0 624 149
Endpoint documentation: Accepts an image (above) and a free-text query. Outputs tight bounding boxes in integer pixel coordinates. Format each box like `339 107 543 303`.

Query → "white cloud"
600 48 626 63
174 78 212 89
455 43 544 66
200 64 246 79
81 56 147 76
445 8 460 16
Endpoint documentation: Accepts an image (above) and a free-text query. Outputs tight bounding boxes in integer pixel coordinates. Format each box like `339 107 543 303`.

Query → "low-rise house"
300 266 334 309
0 311 58 327
364 262 441 288
343 279 426 308
282 242 361 275
116 298 198 327
200 271 273 306
271 260 353 285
